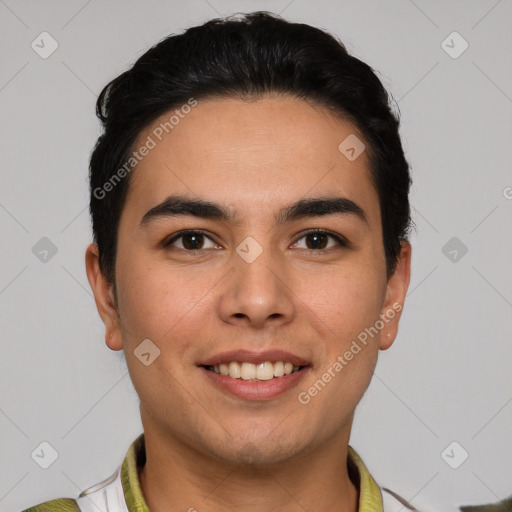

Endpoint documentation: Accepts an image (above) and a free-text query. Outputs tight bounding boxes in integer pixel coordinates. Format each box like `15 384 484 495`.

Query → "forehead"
124 95 380 225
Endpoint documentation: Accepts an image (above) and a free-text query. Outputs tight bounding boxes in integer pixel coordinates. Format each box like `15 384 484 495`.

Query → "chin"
233 441 285 465
204 434 303 467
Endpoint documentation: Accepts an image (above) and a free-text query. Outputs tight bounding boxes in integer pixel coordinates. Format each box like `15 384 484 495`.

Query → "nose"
217 243 296 328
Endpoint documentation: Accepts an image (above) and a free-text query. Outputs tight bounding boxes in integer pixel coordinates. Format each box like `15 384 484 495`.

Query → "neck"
138 427 359 512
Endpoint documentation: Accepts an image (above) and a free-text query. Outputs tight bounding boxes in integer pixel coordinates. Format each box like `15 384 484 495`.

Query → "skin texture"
86 95 411 512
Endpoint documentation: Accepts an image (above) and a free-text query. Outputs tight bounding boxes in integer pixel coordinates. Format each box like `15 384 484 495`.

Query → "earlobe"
379 241 412 351
85 243 123 351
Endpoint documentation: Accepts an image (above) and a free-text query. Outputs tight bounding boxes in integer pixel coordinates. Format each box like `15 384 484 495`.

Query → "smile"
204 361 304 381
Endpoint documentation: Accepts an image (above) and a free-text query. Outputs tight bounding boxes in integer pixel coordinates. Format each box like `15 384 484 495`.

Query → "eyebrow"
140 194 368 227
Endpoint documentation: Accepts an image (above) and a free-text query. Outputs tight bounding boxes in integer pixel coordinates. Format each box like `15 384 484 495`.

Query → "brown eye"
165 230 218 251
292 230 349 251
304 232 329 249
181 233 205 250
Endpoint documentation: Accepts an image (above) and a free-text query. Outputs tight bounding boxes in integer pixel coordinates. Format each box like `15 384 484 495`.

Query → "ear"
85 243 123 351
379 241 412 350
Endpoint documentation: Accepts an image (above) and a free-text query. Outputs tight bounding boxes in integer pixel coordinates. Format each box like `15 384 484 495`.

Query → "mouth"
201 361 306 381
198 349 311 400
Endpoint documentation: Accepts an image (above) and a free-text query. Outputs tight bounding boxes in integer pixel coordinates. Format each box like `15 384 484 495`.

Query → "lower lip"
199 366 310 401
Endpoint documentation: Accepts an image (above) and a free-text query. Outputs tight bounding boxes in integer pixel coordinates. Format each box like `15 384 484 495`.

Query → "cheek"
299 261 384 337
115 254 221 360
115 254 186 342
114 262 205 402
300 263 384 394
301 271 382 415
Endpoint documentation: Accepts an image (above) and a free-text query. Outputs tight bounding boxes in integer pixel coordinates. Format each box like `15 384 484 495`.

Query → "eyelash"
163 229 350 253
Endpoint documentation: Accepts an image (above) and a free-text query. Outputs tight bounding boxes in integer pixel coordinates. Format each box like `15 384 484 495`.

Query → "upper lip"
199 349 310 367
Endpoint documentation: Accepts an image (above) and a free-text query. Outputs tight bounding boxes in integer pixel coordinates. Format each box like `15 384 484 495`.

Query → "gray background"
1 1 511 511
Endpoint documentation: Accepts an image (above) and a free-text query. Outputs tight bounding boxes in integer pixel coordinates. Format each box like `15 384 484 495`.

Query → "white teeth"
240 362 256 380
208 361 303 380
256 362 274 380
273 361 285 377
229 361 241 378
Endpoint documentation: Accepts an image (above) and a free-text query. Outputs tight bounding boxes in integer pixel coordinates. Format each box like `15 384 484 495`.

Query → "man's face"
88 95 410 464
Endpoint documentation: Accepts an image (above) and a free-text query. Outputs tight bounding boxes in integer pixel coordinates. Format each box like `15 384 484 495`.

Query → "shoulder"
19 498 80 512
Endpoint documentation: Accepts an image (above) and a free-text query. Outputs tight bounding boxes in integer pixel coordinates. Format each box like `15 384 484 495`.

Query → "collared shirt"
20 433 417 512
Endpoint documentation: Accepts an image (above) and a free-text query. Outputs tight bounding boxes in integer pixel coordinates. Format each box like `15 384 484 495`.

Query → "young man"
22 11 421 512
